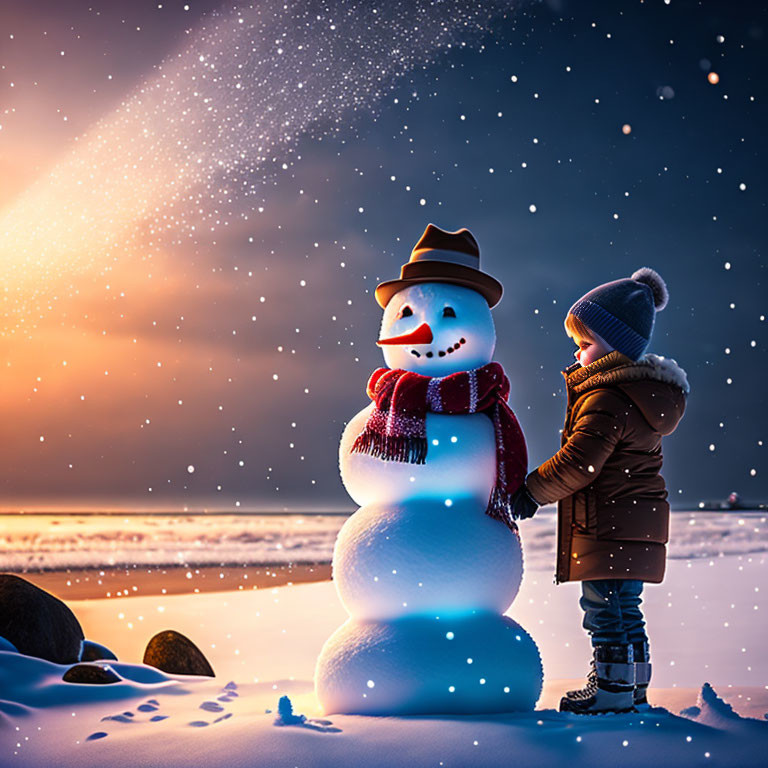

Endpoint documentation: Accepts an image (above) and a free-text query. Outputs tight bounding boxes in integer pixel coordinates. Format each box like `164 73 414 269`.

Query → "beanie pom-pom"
632 267 668 311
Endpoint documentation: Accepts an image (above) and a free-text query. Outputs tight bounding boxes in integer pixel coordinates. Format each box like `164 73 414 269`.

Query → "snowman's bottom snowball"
315 612 542 715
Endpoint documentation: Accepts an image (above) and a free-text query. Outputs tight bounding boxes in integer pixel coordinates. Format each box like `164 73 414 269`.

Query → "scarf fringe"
352 430 428 465
486 485 518 532
350 366 527 526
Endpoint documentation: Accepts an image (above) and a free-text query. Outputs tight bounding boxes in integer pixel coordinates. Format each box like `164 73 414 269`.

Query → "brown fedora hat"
375 224 503 308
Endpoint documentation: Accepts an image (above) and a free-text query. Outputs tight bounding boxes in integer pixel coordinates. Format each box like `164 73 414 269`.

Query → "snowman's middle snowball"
333 498 523 622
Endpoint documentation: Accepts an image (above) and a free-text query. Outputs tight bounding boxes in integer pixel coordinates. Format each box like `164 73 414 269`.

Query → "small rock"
0 574 84 664
143 630 215 677
63 663 122 685
80 639 118 662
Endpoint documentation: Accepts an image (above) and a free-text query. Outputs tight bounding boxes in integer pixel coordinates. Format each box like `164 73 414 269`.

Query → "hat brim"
375 261 503 309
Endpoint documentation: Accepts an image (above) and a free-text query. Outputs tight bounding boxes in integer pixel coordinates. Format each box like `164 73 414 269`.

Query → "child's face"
571 329 613 367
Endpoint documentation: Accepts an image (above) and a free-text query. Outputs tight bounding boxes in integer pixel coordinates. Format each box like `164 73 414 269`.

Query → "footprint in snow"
101 713 135 723
300 719 342 733
188 707 234 727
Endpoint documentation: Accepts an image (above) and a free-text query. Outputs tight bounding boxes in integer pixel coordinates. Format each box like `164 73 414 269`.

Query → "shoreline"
8 562 332 601
0 510 353 517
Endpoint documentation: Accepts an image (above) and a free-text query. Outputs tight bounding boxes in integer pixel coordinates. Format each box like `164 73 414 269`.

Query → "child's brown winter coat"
526 351 688 584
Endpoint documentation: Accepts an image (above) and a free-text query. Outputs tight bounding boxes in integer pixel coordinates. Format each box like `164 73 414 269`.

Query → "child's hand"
511 484 539 520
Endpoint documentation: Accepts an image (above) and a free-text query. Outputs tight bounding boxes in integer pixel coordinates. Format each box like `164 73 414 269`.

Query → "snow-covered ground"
1 515 767 767
1 509 766 571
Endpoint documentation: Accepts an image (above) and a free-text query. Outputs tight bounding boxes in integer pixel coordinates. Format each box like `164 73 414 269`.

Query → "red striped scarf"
351 363 527 523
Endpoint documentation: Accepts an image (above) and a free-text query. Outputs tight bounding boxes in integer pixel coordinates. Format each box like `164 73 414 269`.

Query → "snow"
1 508 766 767
1 550 767 766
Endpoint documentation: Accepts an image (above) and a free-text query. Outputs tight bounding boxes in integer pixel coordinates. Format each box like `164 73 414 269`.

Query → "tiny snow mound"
681 683 767 732
0 650 191 710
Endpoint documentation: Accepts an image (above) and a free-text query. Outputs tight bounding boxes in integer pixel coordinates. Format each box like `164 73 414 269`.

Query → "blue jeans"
580 579 648 647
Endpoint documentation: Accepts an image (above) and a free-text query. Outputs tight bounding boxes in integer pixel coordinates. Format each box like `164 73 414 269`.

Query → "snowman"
315 225 542 715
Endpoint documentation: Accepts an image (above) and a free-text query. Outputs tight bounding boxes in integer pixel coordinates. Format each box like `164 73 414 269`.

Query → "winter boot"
559 644 635 714
564 657 597 700
633 641 651 709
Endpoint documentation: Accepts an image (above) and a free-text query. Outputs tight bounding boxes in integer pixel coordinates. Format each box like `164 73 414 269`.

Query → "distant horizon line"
0 506 355 516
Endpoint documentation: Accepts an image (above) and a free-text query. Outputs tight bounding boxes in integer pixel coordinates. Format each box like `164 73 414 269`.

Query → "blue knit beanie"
568 267 669 360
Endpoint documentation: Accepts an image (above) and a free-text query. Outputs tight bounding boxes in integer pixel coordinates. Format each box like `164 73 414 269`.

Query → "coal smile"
410 337 467 358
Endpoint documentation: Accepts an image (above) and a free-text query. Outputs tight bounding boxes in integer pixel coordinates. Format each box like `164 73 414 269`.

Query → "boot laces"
567 659 598 701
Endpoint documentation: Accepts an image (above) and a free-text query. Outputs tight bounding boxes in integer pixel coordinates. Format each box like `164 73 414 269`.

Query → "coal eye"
400 306 413 318
442 306 456 318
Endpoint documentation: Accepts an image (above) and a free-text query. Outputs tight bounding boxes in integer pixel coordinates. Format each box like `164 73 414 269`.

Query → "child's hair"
564 312 595 341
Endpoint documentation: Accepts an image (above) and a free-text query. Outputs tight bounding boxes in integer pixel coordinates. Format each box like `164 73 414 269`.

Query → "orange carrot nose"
377 322 434 346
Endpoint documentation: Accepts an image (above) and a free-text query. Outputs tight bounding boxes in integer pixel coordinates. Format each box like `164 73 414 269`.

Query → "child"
511 268 689 714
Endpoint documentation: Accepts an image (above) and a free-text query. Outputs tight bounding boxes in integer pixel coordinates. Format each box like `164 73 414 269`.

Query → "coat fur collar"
565 350 690 395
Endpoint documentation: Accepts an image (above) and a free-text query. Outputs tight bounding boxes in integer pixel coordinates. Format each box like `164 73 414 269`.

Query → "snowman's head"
378 283 496 376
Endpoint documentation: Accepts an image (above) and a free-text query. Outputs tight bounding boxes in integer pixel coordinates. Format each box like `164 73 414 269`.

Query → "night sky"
0 0 765 510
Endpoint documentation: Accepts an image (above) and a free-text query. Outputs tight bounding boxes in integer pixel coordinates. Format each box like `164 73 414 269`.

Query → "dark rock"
63 663 121 684
143 630 215 677
80 639 118 662
0 574 84 664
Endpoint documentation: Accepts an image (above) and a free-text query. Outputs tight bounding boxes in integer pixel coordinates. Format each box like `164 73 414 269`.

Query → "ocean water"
1 508 766 573
0 512 347 572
